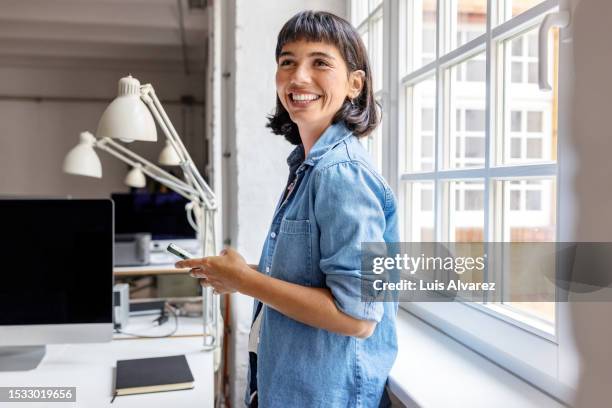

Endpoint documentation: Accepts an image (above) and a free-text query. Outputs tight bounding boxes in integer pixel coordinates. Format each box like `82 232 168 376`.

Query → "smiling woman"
268 11 380 147
274 40 365 156
175 10 398 408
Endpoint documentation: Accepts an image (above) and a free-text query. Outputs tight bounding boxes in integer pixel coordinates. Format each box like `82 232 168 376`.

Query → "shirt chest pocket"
270 218 312 286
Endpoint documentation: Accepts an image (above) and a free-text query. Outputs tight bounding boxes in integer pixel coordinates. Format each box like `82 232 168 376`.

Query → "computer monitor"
0 199 114 370
111 192 196 240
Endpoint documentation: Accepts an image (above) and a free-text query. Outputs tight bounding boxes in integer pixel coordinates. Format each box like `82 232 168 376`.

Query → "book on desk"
114 355 194 398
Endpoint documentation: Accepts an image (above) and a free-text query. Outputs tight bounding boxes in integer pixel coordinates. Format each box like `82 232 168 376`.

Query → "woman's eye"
279 60 293 66
314 59 329 67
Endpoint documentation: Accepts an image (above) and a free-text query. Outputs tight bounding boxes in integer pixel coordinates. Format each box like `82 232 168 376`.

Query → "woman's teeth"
291 93 320 102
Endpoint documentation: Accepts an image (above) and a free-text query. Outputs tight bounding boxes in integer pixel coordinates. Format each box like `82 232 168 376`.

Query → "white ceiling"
0 0 208 72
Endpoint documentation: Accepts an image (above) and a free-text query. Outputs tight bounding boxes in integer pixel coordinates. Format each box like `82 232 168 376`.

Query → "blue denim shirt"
246 122 399 407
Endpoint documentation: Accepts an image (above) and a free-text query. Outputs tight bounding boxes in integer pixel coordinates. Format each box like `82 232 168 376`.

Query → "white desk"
113 264 190 277
0 317 214 408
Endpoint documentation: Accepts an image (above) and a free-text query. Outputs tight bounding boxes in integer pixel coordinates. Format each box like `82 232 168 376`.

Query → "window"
400 0 560 323
355 0 574 402
354 0 384 171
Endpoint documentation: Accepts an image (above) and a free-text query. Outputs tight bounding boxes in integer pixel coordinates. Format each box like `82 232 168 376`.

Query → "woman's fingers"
190 267 212 278
175 257 209 269
199 277 233 294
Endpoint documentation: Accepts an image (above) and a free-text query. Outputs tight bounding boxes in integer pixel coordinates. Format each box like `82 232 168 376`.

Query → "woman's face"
276 40 363 133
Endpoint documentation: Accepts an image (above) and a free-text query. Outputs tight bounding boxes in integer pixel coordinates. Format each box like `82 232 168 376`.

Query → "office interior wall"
0 65 206 198
221 1 346 405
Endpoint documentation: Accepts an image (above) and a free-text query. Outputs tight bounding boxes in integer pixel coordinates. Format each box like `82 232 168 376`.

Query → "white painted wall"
219 1 346 405
0 65 206 198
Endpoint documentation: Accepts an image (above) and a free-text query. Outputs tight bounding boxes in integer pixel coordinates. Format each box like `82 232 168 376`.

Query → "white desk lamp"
63 75 220 350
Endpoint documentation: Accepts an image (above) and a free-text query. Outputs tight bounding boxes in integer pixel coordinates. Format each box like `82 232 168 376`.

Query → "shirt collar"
286 144 305 175
286 122 353 171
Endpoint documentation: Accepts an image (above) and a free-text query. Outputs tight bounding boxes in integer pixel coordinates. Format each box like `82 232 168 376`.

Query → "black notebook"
114 355 195 397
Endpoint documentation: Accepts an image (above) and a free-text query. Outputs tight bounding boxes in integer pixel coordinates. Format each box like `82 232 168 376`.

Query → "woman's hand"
176 250 377 338
175 248 255 295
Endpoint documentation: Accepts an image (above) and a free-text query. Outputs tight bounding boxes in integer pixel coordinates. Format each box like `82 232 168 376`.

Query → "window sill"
388 309 566 408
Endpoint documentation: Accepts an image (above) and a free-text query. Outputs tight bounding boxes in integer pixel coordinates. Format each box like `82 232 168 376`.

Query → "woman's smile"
288 91 322 107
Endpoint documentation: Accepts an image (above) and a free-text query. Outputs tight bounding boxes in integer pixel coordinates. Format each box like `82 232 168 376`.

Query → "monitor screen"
0 199 113 326
111 192 196 240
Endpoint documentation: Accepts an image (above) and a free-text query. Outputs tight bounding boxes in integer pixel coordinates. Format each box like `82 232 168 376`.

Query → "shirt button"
270 232 277 239
265 266 270 273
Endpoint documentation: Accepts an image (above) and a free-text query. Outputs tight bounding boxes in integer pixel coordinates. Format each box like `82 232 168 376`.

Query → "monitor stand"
0 346 46 371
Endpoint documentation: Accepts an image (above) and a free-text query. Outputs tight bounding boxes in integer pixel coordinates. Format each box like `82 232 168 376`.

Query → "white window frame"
354 1 385 170
350 0 579 403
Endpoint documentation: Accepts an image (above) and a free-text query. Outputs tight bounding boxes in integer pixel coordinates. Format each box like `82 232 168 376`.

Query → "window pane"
369 0 382 12
371 11 384 92
453 0 487 50
502 28 557 165
465 136 485 158
421 188 433 211
466 60 486 82
361 113 383 172
360 26 369 56
528 62 538 83
465 109 485 131
511 111 522 131
526 138 542 158
465 189 484 210
422 136 434 158
510 138 521 158
506 0 547 20
510 190 521 210
446 180 484 242
406 76 436 172
527 34 538 57
511 37 523 56
447 54 486 169
405 181 435 241
351 0 369 26
423 28 436 56
511 61 522 82
527 111 542 132
404 0 437 73
498 178 556 323
422 108 434 131
525 190 541 210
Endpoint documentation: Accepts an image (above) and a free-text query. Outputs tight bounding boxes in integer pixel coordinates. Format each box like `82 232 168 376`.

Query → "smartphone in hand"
166 243 195 260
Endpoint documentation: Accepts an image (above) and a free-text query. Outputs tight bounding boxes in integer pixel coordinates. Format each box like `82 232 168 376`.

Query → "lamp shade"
124 165 146 188
96 75 157 143
63 131 102 178
158 140 181 166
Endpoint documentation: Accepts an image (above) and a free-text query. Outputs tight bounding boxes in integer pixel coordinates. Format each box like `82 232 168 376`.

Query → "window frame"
354 1 385 171
349 0 578 403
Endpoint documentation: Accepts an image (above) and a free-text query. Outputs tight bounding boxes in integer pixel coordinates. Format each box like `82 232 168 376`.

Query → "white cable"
185 202 200 234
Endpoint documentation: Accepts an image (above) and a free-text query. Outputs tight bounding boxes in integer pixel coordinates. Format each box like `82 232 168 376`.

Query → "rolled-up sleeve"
314 161 387 322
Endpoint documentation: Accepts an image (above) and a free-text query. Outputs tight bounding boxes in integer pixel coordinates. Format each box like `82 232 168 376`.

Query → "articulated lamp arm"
140 85 216 211
95 138 198 201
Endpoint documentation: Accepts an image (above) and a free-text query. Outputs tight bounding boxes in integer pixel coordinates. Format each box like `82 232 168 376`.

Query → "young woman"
177 10 398 408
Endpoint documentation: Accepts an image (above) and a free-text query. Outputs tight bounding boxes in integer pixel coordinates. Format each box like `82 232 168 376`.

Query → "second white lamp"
62 131 102 178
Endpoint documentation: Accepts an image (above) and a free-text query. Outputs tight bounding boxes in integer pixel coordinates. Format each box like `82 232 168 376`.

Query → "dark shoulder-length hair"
267 10 380 145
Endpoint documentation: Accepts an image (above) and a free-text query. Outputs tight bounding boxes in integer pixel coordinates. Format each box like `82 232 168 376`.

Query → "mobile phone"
166 243 195 260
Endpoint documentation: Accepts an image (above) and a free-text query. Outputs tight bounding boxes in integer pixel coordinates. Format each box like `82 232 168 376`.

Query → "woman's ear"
348 70 365 100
